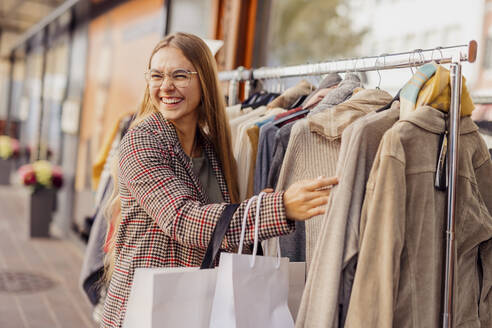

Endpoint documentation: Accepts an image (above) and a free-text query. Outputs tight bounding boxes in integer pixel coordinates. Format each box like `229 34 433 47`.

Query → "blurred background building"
349 0 487 94
0 0 490 245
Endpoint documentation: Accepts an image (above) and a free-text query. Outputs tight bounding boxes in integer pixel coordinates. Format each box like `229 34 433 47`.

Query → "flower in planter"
51 166 63 189
0 136 21 160
18 160 64 191
32 160 52 186
18 164 35 186
0 136 13 159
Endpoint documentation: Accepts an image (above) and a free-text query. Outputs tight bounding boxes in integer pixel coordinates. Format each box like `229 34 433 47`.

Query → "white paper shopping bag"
124 267 217 328
262 240 306 320
287 261 306 320
123 203 242 328
210 192 295 328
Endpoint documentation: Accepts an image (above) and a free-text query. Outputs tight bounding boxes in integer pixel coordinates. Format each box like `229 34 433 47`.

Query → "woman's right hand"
283 176 338 221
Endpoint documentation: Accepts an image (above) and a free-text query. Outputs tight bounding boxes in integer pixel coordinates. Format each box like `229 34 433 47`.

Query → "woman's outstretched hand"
283 176 338 221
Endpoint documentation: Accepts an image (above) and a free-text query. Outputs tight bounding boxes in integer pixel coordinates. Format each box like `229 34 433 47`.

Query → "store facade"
1 0 260 241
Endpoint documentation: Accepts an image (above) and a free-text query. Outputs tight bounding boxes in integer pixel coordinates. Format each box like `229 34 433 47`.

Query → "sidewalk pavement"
0 186 98 328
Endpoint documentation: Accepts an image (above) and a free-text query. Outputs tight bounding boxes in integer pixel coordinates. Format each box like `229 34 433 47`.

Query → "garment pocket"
458 179 490 240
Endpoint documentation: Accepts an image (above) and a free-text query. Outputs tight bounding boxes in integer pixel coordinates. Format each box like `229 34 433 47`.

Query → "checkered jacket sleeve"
119 126 294 251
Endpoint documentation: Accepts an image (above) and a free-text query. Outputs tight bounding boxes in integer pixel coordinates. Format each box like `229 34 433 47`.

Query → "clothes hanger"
374 53 401 112
241 77 280 109
253 73 283 109
371 52 388 90
408 51 416 75
352 56 362 85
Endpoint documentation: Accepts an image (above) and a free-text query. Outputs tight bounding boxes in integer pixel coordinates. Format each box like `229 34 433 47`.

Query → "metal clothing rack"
219 41 478 328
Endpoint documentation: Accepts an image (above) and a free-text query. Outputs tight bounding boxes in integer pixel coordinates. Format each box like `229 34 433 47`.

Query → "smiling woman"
101 32 337 328
147 47 202 155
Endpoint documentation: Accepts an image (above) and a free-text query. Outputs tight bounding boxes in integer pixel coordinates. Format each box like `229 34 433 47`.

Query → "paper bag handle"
251 192 266 262
251 192 281 268
200 203 240 269
238 196 258 255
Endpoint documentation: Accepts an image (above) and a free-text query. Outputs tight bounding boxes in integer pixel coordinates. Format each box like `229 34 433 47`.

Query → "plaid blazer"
102 111 294 328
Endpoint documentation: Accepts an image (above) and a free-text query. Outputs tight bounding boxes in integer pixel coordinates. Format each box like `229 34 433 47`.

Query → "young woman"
102 32 337 328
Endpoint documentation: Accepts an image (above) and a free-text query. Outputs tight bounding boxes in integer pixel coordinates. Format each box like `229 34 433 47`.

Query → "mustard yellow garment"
91 116 123 190
400 62 474 119
416 64 474 116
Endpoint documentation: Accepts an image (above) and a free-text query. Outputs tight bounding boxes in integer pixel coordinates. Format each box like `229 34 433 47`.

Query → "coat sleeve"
475 158 492 327
119 128 294 251
344 133 406 328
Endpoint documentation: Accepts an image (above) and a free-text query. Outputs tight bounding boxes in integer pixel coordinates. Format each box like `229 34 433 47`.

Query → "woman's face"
149 46 201 129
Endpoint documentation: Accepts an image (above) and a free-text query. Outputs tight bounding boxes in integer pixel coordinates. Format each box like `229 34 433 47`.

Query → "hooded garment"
273 89 392 268
267 73 362 193
267 80 314 110
308 73 362 116
301 73 342 108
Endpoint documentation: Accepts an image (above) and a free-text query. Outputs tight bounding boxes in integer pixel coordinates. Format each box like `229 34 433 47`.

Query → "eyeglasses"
144 69 198 88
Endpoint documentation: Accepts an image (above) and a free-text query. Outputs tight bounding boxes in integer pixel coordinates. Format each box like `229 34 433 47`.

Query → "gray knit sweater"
275 89 392 269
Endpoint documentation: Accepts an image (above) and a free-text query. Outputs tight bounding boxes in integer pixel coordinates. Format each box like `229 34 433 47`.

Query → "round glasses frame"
144 69 198 88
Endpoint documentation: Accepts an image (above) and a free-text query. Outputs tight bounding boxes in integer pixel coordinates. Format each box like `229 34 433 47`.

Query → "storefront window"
167 0 213 38
262 0 366 67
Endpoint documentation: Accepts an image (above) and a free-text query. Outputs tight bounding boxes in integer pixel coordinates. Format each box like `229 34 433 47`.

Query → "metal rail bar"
442 59 462 328
219 41 477 81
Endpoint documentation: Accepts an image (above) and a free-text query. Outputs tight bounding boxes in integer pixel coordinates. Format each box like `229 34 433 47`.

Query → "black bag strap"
200 203 240 269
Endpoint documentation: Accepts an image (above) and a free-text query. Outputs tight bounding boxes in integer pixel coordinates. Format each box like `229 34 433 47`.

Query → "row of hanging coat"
79 112 135 313
221 42 492 328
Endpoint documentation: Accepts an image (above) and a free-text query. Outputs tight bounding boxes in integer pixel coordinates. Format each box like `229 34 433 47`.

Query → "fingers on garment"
308 196 330 208
304 176 338 191
304 189 332 201
307 205 327 217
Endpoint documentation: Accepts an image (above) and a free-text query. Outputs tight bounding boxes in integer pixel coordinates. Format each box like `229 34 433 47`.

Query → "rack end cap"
468 40 478 63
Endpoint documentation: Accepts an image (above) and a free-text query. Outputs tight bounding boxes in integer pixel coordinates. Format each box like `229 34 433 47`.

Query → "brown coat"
345 106 492 328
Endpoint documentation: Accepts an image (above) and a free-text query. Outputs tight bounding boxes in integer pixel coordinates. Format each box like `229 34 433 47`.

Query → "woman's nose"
160 76 175 91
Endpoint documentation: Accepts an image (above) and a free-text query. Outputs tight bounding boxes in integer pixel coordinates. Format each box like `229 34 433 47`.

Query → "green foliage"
269 0 367 65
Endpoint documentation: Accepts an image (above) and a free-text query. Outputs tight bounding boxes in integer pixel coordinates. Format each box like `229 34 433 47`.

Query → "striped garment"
102 111 294 328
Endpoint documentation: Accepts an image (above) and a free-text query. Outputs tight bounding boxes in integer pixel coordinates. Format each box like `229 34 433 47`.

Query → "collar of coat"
308 88 393 140
142 110 231 203
400 105 478 135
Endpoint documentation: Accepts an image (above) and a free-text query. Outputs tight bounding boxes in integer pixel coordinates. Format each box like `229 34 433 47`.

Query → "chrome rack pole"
228 79 239 106
218 42 476 82
442 57 462 328
226 66 247 106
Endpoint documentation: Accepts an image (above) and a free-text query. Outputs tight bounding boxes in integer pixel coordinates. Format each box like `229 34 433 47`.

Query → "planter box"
28 188 56 238
0 159 12 185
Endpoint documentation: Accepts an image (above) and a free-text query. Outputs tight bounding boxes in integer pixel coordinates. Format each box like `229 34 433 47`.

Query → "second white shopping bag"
209 192 295 328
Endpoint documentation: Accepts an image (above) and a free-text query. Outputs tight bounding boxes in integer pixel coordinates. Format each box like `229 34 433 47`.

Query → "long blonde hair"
103 33 239 283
